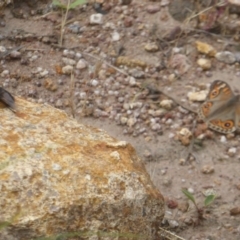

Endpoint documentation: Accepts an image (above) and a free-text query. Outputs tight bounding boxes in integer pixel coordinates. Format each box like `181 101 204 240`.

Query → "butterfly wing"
198 80 237 133
0 87 15 108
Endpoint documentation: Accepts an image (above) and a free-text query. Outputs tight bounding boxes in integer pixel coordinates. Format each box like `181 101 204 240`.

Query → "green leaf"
69 0 86 9
182 188 196 204
204 194 215 206
52 0 66 9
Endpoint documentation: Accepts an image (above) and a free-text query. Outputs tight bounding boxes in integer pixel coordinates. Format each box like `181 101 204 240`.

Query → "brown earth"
1 0 240 239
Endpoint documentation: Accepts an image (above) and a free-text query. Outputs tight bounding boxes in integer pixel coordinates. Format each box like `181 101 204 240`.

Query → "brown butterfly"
198 80 240 134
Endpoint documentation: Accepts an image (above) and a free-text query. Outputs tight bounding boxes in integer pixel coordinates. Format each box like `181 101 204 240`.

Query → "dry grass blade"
159 227 186 240
70 71 75 118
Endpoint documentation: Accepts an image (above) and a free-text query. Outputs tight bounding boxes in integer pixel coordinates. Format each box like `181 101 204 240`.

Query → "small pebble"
144 42 159 52
228 147 237 157
76 59 88 69
62 57 76 66
160 99 174 110
197 58 212 70
146 5 160 14
215 51 236 64
220 135 227 143
62 65 73 75
90 13 103 25
187 90 208 102
201 165 214 174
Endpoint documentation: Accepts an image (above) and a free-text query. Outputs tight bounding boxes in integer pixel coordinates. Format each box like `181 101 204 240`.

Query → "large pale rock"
0 98 164 240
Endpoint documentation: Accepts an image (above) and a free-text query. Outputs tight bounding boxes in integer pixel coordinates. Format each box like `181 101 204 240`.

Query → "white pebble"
0 46 6 52
79 92 87 99
228 147 237 157
129 76 136 86
1 69 9 77
75 52 82 59
76 59 87 69
63 49 69 56
187 187 194 194
39 70 49 77
220 135 227 143
62 57 76 66
112 31 120 41
160 99 174 110
90 13 103 25
91 79 99 87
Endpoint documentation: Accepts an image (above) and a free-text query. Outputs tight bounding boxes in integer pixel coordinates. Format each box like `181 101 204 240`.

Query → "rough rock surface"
0 98 164 240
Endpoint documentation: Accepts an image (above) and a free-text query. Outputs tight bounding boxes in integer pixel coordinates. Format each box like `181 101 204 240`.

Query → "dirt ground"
1 0 240 239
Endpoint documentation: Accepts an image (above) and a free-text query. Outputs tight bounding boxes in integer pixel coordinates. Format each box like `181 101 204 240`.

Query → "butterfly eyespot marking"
210 89 219 98
203 102 212 109
223 120 234 129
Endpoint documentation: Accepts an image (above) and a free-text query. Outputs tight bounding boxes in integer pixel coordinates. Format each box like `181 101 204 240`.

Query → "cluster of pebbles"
0 0 240 155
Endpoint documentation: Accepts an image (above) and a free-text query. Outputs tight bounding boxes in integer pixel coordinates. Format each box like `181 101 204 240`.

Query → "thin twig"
70 71 75 118
157 89 197 114
59 0 71 46
159 227 186 240
82 51 131 77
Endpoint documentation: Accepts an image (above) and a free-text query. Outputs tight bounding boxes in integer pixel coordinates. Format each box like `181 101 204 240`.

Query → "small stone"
160 99 174 110
187 187 194 194
129 76 136 86
143 149 152 159
215 51 236 64
179 158 186 165
161 0 170 7
90 79 99 87
228 147 237 157
144 42 159 52
0 46 6 52
230 207 240 216
10 50 21 59
127 117 137 127
187 90 208 102
39 70 49 78
112 31 120 41
62 57 76 66
168 73 176 81
177 128 192 146
150 123 161 131
62 65 73 75
166 199 178 209
168 220 179 228
76 59 87 69
1 69 9 77
195 41 216 57
43 78 58 91
169 54 191 74
220 135 227 143
146 5 160 14
129 69 145 78
163 177 172 186
63 49 69 56
197 58 212 70
55 99 63 108
90 13 103 25
120 117 128 125
201 165 214 174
